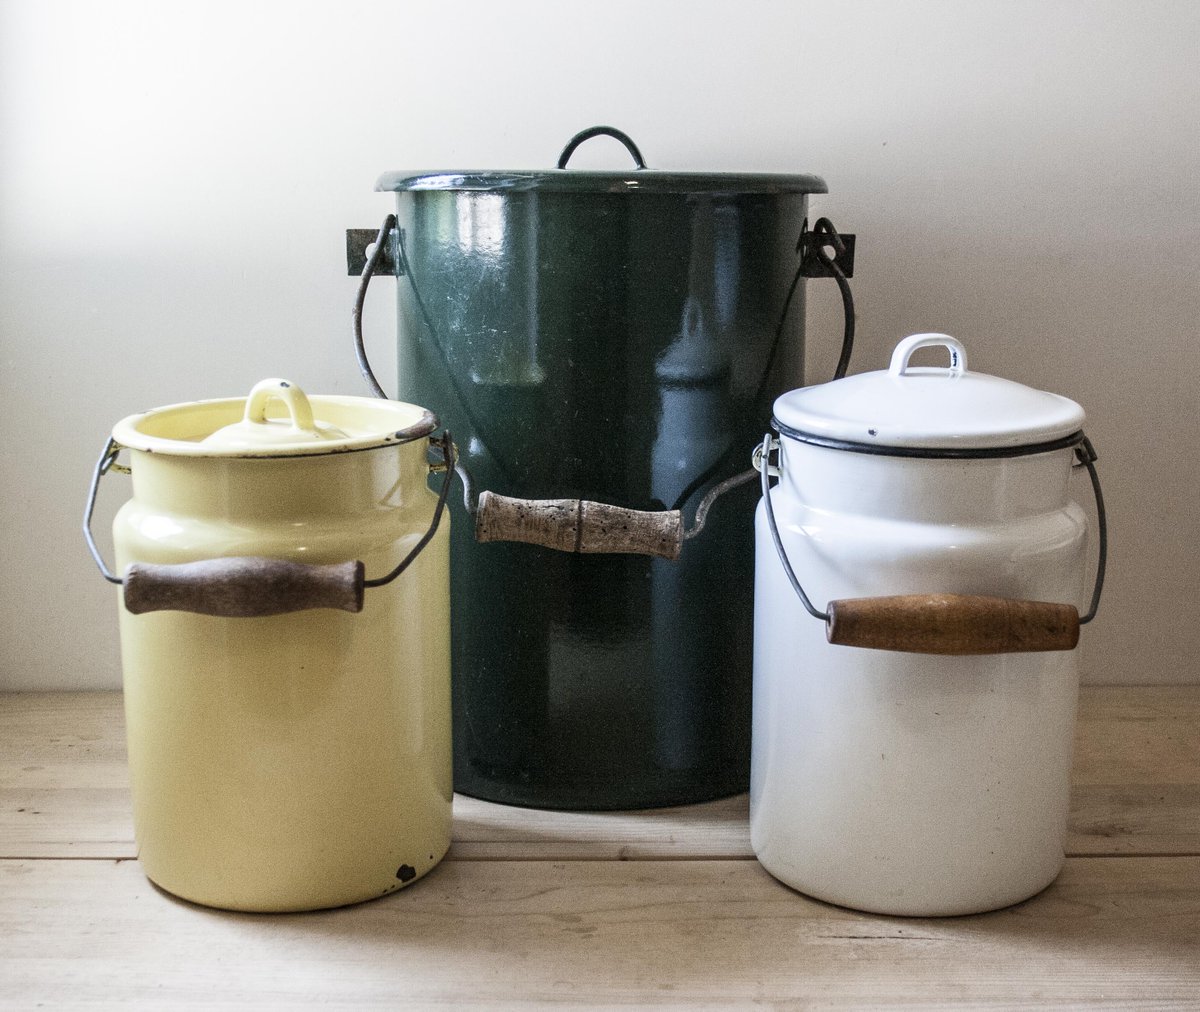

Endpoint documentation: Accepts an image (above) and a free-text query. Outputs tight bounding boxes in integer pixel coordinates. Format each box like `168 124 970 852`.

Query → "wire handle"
83 433 455 614
350 199 856 551
352 214 398 401
756 431 1108 652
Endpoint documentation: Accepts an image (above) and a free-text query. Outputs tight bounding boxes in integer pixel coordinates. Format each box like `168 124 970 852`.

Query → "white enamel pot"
750 334 1107 916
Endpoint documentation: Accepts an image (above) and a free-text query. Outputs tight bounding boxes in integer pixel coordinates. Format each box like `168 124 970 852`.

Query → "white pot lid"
773 333 1085 455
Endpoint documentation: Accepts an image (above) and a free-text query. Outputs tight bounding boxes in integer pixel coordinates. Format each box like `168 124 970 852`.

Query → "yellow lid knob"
200 379 350 450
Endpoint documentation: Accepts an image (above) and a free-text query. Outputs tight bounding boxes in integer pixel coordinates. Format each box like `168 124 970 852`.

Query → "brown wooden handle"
825 593 1080 655
122 558 365 617
474 491 683 560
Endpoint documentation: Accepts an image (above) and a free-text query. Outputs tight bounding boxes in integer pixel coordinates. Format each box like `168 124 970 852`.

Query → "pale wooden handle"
474 491 683 560
825 593 1080 655
123 558 365 617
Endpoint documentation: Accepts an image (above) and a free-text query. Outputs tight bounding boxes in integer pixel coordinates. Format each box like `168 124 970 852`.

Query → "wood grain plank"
1073 686 1200 785
3 689 1199 860
1070 686 1200 855
1 857 1197 1009
0 692 134 858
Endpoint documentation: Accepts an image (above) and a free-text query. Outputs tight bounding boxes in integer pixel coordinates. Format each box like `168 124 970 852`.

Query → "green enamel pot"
352 126 854 810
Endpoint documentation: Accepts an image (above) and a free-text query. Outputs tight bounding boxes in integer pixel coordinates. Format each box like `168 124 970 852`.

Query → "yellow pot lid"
112 378 437 458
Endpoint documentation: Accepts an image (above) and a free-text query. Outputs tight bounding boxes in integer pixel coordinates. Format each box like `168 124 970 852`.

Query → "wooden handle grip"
474 491 683 560
123 558 365 618
825 593 1080 655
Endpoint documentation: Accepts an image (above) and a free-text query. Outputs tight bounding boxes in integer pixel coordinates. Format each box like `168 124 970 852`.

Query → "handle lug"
799 228 855 278
346 227 401 276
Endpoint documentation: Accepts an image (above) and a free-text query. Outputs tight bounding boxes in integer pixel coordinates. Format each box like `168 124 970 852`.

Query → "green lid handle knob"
557 126 647 170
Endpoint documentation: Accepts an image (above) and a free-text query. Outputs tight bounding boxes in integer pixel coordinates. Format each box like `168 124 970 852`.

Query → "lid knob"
242 378 319 435
201 378 350 450
889 333 968 378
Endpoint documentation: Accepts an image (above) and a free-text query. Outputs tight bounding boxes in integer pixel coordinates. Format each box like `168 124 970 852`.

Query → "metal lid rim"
772 420 1087 459
111 400 439 459
375 169 829 195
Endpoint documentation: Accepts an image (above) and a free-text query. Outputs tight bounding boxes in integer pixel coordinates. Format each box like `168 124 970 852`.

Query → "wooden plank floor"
2 688 1199 1008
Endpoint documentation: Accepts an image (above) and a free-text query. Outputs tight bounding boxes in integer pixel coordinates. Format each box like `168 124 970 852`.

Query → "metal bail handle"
351 212 687 556
348 161 857 558
756 432 1108 654
83 432 455 617
350 207 738 559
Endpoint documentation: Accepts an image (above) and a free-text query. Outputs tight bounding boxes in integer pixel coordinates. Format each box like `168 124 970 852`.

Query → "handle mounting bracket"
799 227 855 278
346 227 401 276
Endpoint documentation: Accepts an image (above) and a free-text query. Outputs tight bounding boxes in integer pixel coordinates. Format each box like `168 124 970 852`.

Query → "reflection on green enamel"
390 183 818 810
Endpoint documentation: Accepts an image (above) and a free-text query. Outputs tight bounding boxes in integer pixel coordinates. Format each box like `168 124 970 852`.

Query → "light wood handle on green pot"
123 558 365 617
475 491 683 560
825 593 1080 655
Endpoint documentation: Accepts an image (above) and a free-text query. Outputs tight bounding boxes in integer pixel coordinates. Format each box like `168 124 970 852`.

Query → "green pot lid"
378 126 828 196
376 169 827 196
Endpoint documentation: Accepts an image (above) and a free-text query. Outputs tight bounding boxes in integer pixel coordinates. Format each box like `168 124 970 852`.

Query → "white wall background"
1 0 1197 690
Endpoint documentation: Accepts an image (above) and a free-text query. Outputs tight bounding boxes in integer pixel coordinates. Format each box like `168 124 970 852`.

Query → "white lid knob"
889 333 968 378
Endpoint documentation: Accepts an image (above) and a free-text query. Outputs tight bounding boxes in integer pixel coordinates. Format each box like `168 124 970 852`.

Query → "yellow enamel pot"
85 379 453 912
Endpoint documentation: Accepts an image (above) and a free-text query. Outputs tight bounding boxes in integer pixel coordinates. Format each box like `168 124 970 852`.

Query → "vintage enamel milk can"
751 333 1107 916
85 379 454 911
350 125 856 809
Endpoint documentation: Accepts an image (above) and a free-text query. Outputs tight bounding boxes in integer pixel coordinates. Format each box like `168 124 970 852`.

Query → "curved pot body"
385 169 828 809
752 432 1089 915
110 393 451 911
